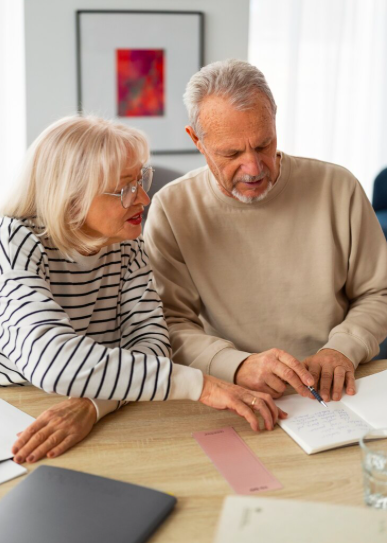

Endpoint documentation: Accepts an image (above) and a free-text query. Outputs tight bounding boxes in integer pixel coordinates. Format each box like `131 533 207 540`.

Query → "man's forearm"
320 296 387 367
168 320 251 383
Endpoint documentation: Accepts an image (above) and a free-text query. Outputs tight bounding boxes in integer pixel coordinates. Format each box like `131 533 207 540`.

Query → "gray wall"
24 0 249 174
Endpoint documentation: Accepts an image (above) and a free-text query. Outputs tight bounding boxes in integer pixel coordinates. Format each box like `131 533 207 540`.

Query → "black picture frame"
76 10 204 154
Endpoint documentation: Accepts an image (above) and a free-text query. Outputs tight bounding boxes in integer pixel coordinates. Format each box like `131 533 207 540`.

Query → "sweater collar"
71 247 106 269
207 151 290 208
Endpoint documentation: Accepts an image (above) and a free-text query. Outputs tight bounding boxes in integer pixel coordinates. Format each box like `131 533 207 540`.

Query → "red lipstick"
127 213 143 225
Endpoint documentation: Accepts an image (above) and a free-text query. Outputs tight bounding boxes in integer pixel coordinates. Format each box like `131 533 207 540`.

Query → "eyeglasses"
102 167 154 209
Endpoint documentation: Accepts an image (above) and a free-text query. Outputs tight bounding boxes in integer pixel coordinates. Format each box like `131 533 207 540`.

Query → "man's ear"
185 126 205 154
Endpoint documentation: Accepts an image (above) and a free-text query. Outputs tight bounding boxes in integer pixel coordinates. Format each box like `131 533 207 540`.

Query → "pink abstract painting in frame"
116 49 164 117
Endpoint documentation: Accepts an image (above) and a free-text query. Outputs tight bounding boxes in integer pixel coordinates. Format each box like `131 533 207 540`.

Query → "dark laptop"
0 465 177 543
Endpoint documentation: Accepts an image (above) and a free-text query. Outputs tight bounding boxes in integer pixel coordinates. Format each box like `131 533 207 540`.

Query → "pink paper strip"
192 426 282 494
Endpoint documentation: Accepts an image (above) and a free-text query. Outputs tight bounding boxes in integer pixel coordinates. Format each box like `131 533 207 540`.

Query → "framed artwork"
76 10 204 154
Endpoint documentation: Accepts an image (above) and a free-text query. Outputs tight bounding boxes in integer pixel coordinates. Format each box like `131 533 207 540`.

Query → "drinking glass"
360 428 387 509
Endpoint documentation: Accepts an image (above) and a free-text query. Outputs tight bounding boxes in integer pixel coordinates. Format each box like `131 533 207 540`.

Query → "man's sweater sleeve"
320 179 387 366
144 195 251 383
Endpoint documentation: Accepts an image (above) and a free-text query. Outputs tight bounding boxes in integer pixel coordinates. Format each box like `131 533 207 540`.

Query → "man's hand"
235 348 315 398
12 398 97 464
303 349 356 402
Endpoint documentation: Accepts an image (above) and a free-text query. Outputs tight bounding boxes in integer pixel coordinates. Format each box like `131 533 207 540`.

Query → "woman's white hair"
2 115 149 256
183 59 277 137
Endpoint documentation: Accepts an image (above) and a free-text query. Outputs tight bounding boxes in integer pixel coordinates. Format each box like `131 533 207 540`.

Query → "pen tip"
322 401 328 408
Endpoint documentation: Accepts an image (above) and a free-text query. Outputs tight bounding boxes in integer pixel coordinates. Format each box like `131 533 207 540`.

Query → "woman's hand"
199 375 287 432
12 398 97 464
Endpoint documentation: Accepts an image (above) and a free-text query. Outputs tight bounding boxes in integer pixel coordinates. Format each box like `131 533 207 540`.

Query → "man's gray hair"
183 59 277 137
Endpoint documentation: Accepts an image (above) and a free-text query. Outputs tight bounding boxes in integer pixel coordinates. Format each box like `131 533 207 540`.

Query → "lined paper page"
275 395 370 454
342 370 387 429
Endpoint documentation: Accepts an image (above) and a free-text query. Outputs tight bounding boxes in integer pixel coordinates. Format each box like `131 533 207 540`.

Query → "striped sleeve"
90 237 192 421
120 237 172 359
0 219 203 403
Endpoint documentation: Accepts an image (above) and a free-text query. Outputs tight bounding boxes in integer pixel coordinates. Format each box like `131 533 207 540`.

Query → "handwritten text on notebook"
289 408 370 440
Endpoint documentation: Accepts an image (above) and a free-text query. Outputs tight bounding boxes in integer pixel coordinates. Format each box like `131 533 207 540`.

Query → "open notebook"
275 370 387 454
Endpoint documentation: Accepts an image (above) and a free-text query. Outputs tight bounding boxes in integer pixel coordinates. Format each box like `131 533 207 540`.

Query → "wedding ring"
251 397 257 407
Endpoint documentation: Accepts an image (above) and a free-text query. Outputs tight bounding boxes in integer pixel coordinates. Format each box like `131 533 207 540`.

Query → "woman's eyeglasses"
102 167 154 209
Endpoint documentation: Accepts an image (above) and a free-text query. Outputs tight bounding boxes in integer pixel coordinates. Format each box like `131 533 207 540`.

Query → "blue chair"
371 167 387 359
372 167 387 239
376 339 387 360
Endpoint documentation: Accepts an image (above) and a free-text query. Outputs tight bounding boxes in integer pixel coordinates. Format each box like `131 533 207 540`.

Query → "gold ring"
251 397 257 407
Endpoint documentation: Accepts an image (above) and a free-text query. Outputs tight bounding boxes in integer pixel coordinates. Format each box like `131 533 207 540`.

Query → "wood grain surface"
1 359 386 542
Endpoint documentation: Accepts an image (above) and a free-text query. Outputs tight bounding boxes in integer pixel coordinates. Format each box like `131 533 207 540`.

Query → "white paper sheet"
0 399 35 461
342 370 387 429
214 496 387 543
0 460 27 484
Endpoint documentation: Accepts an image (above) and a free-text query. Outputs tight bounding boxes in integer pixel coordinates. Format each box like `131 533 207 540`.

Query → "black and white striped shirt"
0 217 203 418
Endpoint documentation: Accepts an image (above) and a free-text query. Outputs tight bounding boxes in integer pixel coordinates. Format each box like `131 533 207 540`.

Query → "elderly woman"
0 116 286 463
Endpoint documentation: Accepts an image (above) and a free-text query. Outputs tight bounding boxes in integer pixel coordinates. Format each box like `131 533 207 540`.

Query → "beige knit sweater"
144 152 387 383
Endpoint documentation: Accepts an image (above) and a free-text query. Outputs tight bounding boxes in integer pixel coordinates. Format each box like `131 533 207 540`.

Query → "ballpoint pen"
306 385 328 408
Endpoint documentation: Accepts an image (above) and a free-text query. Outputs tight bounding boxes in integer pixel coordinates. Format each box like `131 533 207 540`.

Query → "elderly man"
144 59 387 403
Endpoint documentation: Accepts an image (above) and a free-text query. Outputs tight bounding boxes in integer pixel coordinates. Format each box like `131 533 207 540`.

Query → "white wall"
24 0 249 174
0 0 26 206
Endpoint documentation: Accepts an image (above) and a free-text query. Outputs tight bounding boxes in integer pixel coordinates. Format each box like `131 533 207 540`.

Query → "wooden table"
1 359 386 542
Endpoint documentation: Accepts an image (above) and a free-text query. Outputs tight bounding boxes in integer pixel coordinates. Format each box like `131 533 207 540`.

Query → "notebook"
0 398 35 461
0 466 176 543
0 460 27 484
275 370 387 454
213 496 387 543
0 399 34 484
